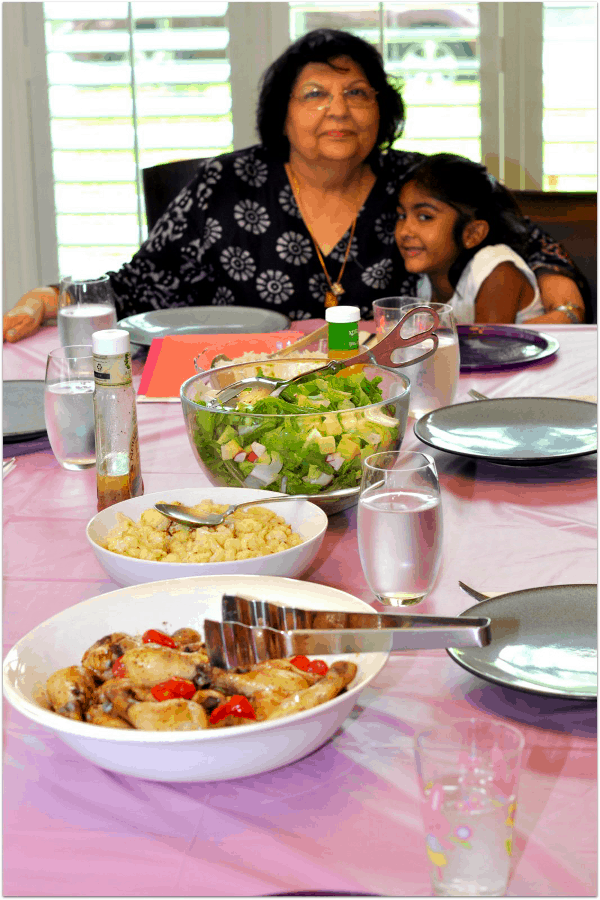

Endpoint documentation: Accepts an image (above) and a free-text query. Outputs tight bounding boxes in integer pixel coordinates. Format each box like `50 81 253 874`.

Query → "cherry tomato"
209 694 256 725
142 629 176 649
151 678 196 702
112 656 127 678
290 655 328 676
290 655 311 671
307 659 329 676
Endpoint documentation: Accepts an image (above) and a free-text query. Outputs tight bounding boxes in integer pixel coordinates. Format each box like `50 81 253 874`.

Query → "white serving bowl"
86 487 328 587
3 575 391 782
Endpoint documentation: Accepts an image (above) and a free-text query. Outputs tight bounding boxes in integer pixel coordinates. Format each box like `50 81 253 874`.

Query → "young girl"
395 153 546 324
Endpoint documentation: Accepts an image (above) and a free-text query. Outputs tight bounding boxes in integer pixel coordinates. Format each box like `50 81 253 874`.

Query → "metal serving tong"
205 306 440 410
203 594 492 670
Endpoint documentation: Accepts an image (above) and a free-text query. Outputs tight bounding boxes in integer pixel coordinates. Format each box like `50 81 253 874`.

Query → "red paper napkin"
137 332 301 401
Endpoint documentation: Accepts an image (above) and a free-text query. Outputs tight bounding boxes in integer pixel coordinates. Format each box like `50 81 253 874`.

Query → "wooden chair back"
512 190 597 321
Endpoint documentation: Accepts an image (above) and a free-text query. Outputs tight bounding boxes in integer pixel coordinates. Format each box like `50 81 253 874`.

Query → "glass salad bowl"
180 358 411 515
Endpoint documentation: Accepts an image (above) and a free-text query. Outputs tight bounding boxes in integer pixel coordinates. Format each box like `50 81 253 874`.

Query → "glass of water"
415 719 525 897
357 450 442 606
58 275 117 348
44 345 96 470
373 298 460 419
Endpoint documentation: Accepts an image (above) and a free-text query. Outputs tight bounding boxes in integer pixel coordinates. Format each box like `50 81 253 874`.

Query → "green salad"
191 370 402 495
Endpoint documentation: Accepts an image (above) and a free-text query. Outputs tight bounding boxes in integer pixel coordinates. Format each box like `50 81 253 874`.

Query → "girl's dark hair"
257 28 405 164
400 153 529 288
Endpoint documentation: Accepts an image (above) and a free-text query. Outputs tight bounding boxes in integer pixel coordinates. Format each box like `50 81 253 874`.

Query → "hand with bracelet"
524 272 586 325
3 285 59 343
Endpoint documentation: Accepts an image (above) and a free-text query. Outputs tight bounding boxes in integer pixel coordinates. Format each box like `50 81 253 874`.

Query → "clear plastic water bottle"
92 329 143 512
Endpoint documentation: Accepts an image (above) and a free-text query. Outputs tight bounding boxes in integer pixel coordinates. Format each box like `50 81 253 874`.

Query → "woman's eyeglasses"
292 86 378 110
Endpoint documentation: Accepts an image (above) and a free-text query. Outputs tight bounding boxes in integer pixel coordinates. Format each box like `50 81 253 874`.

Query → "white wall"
3 3 58 311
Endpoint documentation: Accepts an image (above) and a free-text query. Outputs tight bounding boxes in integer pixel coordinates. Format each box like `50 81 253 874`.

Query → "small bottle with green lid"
326 306 361 361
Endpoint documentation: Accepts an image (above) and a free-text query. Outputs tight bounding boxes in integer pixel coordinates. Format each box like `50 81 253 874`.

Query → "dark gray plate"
458 324 559 371
118 306 290 346
448 585 597 700
3 380 47 442
415 397 597 465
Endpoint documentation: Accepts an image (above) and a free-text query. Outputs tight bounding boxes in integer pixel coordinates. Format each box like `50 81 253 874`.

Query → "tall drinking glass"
415 719 525 897
58 275 117 347
44 345 96 470
373 298 459 419
357 450 442 606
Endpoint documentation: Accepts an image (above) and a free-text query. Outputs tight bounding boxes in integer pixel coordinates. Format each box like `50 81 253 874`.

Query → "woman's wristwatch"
555 304 583 324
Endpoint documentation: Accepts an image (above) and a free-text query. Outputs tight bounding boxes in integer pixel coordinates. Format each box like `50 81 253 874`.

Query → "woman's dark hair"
400 153 530 288
257 28 405 164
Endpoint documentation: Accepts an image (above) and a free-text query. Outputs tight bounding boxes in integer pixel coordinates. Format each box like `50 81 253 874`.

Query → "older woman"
4 28 587 342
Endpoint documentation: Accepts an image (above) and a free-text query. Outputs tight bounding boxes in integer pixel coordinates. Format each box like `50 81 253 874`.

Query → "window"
290 2 481 161
44 1 231 277
542 3 597 190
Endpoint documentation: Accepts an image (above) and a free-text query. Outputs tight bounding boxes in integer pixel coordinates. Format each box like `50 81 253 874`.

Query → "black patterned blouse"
108 145 580 321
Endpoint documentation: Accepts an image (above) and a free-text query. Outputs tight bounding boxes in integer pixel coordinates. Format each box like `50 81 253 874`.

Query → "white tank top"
416 244 545 324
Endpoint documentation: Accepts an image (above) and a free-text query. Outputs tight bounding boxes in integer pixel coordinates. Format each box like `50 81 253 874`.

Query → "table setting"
2 302 597 897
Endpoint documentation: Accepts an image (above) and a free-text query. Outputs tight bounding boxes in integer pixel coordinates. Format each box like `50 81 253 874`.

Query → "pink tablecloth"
3 323 597 897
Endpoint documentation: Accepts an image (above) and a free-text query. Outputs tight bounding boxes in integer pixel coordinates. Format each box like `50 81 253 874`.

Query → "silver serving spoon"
155 489 354 527
206 306 440 410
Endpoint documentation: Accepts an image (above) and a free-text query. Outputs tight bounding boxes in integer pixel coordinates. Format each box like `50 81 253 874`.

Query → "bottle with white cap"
92 328 143 512
326 305 361 361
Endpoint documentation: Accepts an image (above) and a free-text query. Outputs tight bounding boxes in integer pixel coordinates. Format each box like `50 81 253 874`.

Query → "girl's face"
395 181 461 277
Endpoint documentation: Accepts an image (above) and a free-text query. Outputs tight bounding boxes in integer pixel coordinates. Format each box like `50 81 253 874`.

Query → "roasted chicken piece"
171 627 204 652
114 645 208 686
46 665 97 721
266 661 357 721
81 632 141 681
85 703 133 728
197 662 311 719
126 698 208 731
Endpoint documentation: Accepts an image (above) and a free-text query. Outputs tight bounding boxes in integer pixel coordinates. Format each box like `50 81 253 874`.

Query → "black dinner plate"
3 380 47 443
118 306 290 346
414 396 597 465
458 324 559 371
448 584 597 700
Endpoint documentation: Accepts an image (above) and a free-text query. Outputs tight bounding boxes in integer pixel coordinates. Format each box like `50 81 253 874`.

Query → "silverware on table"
3 458 17 478
468 389 490 401
203 594 492 669
458 581 491 603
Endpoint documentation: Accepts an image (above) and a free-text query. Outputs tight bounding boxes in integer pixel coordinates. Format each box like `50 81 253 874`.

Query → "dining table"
3 319 597 897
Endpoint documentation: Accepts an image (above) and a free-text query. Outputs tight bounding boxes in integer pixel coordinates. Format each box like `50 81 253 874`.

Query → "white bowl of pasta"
86 487 328 587
2 575 391 782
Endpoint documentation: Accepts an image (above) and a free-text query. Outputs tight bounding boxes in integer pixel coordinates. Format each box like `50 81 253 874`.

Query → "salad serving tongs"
205 306 440 410
203 594 492 669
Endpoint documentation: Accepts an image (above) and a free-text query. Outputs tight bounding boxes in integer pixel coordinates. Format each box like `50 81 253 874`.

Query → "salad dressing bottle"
92 329 144 511
326 306 360 360
326 306 362 374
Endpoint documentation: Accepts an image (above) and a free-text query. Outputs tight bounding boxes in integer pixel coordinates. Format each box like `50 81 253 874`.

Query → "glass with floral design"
414 719 525 897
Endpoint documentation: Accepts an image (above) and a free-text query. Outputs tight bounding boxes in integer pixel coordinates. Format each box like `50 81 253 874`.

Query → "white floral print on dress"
234 152 269 188
256 270 294 304
361 258 393 290
278 184 302 219
275 232 313 266
233 200 271 234
220 247 257 282
202 217 223 248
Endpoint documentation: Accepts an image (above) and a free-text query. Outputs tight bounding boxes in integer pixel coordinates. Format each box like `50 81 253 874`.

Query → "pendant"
325 292 339 308
331 283 345 297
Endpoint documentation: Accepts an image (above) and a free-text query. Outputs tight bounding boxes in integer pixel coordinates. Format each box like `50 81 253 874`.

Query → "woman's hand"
3 286 59 343
524 272 586 324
